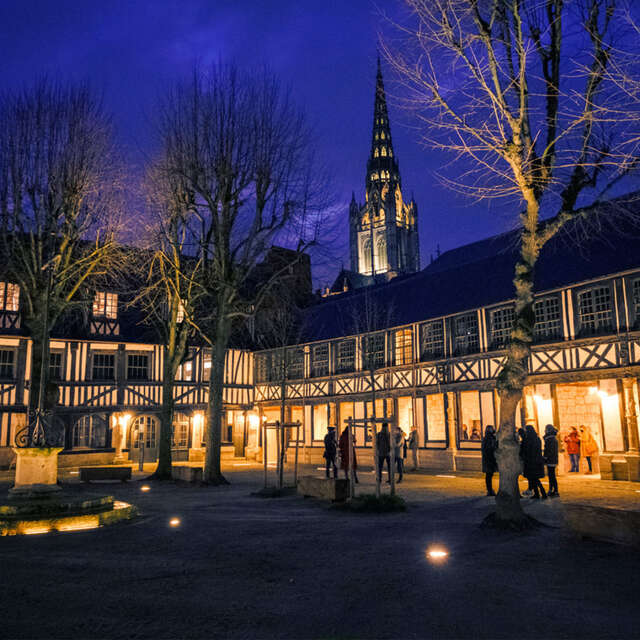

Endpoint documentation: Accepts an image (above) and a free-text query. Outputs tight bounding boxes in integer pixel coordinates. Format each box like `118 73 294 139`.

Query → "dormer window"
0 282 19 312
93 291 118 319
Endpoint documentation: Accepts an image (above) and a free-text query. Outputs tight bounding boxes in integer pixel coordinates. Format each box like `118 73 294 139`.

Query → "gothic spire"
366 59 400 194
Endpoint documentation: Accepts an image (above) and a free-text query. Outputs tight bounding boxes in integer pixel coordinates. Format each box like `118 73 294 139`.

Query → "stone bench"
172 465 202 483
297 476 349 502
564 503 640 547
80 466 132 483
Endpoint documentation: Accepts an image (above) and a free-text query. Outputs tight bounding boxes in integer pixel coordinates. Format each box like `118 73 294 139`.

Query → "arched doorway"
129 415 159 464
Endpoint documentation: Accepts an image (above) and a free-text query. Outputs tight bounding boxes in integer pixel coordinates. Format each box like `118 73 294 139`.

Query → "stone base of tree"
171 464 203 483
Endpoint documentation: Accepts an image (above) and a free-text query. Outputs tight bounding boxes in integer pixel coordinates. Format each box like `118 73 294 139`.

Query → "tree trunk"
495 389 525 522
494 209 539 524
278 365 286 489
204 318 231 485
153 358 174 480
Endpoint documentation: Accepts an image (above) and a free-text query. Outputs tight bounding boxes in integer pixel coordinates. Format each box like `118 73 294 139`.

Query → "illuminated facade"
348 60 420 285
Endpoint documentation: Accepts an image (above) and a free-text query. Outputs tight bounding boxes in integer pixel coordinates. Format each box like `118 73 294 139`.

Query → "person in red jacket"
338 427 358 483
564 426 581 472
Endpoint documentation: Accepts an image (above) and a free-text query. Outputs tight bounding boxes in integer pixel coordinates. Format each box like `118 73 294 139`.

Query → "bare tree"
0 80 121 424
155 63 328 485
133 165 202 480
384 0 640 524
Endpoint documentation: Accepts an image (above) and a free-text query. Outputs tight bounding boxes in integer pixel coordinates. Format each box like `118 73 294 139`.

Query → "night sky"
0 0 558 286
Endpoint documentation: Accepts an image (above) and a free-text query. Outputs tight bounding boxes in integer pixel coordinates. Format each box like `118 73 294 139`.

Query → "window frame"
92 291 118 320
91 351 116 381
49 351 64 381
0 348 16 380
126 352 150 381
335 339 356 374
453 313 479 356
310 343 330 378
393 327 413 366
419 319 444 361
362 332 386 370
490 306 515 349
577 285 613 337
533 295 563 342
0 282 20 312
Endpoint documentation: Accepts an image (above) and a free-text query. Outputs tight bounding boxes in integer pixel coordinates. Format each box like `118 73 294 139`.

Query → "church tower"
349 59 420 281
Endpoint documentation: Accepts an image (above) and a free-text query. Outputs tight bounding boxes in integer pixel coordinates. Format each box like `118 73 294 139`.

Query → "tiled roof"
300 193 640 343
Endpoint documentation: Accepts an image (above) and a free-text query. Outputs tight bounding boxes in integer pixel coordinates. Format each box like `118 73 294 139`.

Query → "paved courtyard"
1 465 639 639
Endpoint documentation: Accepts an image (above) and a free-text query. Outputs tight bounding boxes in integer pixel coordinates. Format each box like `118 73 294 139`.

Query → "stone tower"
349 59 420 281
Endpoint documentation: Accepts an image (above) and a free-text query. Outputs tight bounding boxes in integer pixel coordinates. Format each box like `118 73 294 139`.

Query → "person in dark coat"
339 427 358 483
376 423 391 483
481 424 498 496
323 427 337 479
543 424 559 497
520 424 547 499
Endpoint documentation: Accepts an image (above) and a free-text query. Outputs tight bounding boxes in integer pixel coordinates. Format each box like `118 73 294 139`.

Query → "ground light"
140 485 150 492
426 546 449 563
169 517 181 527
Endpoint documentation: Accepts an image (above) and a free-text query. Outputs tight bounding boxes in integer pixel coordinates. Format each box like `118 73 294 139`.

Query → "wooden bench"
80 466 132 483
297 476 349 502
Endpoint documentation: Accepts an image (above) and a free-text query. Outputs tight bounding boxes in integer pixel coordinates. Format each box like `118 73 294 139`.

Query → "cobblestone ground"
1 464 639 639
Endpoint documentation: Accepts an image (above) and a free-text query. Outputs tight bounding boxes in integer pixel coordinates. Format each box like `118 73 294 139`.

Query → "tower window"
381 147 387 157
381 131 385 140
374 148 379 158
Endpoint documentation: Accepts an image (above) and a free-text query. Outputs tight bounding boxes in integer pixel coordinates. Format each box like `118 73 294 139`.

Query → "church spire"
366 59 400 194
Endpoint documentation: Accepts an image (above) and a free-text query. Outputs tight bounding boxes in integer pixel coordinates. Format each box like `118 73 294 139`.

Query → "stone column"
523 386 536 429
446 391 457 472
623 378 640 481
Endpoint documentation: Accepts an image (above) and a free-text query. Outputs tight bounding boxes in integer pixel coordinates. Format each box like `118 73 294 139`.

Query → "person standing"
521 424 547 499
408 426 419 471
323 427 338 479
481 425 498 496
543 424 559 497
391 426 406 483
579 425 599 474
564 427 581 472
339 427 358 483
376 423 391 483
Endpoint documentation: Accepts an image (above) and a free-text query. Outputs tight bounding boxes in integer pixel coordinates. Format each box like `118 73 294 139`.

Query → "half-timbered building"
254 198 640 482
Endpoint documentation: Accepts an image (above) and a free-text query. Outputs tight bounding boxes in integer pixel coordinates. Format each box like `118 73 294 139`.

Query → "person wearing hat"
323 427 338 479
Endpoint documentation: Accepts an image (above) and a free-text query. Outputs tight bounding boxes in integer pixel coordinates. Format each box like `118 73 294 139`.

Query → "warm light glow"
140 485 150 492
426 546 449 562
118 413 132 428
169 517 181 527
248 413 260 429
589 386 599 396
24 526 51 535
192 412 204 429
56 521 99 532
113 501 130 510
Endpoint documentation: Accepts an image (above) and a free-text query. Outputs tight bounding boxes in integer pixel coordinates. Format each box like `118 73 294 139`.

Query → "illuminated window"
127 354 149 380
374 148 379 158
394 328 413 365
172 413 189 448
0 349 15 378
371 172 378 182
420 320 444 360
336 339 355 374
389 148 393 157
381 147 387 157
203 356 212 382
92 352 115 380
534 297 562 340
176 299 186 324
380 131 385 140
454 313 479 355
363 333 385 370
311 344 329 377
375 236 387 271
176 358 193 381
92 291 118 319
491 307 514 348
0 282 20 312
578 287 612 336
132 415 157 449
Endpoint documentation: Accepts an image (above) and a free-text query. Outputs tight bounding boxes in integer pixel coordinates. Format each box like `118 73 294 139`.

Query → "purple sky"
2 0 618 287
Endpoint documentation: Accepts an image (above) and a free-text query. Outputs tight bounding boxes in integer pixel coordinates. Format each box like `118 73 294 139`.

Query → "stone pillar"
622 378 640 481
446 391 457 472
10 447 63 497
523 386 536 429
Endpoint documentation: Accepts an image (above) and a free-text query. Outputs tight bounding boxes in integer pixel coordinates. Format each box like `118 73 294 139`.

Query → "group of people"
323 423 421 483
481 423 562 499
563 425 599 473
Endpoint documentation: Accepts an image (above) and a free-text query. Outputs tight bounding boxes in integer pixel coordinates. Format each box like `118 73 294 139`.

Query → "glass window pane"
426 394 446 441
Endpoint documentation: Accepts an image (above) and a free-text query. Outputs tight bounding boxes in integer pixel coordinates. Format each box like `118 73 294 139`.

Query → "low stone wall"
454 453 482 472
599 454 640 482
297 476 349 502
564 503 640 546
172 464 203 483
59 451 116 468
